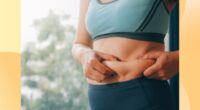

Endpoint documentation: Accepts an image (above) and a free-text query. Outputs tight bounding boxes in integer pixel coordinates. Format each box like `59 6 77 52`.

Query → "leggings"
88 76 173 110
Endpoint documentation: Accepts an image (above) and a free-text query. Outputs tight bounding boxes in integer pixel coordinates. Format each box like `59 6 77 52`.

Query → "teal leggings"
88 76 173 110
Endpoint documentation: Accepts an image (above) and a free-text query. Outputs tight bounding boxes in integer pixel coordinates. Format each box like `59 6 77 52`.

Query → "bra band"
94 32 165 44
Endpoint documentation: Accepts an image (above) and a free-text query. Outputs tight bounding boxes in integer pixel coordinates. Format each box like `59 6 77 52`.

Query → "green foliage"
21 11 89 110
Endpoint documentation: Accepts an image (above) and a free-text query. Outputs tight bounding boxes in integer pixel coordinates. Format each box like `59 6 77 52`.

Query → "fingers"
144 68 170 80
143 61 162 77
83 50 121 82
86 68 106 82
83 64 105 82
143 56 165 79
143 52 169 80
95 51 121 61
149 72 169 80
93 59 116 76
84 57 116 82
87 58 115 75
143 52 162 60
148 73 159 79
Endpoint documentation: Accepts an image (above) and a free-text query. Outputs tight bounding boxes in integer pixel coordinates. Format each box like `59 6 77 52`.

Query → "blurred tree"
21 11 89 110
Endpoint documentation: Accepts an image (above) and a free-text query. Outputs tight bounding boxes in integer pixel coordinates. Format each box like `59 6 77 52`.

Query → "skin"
164 0 178 12
71 0 179 84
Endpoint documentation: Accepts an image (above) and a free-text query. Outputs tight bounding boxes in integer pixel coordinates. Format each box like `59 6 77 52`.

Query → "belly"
87 36 165 84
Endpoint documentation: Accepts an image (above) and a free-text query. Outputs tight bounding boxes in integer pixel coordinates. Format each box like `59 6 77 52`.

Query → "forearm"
71 43 93 64
170 50 179 60
168 50 179 73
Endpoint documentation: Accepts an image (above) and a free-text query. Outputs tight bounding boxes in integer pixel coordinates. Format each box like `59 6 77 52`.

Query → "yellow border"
0 0 200 109
0 0 20 53
180 0 200 110
0 0 20 110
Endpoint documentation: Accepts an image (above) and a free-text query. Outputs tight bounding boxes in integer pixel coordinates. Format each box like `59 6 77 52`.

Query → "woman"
72 0 179 110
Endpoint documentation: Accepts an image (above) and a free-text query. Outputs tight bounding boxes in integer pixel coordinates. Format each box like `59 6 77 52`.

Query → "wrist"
170 51 179 61
79 48 94 64
72 43 93 64
168 51 179 72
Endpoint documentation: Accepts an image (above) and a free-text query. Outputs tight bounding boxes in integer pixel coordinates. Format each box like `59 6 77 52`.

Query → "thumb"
143 52 162 60
96 51 120 61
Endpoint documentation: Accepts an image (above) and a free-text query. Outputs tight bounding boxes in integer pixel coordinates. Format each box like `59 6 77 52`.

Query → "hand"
142 51 179 80
81 50 120 82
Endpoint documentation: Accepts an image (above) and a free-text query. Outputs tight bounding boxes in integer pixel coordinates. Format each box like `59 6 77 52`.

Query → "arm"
71 0 119 82
72 0 93 64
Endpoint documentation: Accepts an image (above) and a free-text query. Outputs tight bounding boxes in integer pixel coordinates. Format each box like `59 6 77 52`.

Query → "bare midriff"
87 36 165 85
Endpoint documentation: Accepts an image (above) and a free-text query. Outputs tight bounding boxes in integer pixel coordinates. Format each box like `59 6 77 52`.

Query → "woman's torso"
85 0 169 84
87 37 164 84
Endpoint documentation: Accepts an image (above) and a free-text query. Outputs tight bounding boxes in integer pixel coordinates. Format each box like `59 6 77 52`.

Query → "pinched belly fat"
87 58 155 84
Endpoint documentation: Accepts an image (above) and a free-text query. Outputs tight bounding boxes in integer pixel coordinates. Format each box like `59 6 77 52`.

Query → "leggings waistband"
88 76 167 91
88 75 173 110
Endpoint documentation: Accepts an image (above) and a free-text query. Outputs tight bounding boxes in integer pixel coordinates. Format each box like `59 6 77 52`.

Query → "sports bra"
85 0 169 43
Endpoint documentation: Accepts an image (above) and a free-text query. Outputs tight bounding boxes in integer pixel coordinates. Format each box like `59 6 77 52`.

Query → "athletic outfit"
85 0 169 43
85 0 173 110
88 76 173 110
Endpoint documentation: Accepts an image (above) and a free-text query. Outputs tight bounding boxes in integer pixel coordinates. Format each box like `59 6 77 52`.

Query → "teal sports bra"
85 0 169 43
